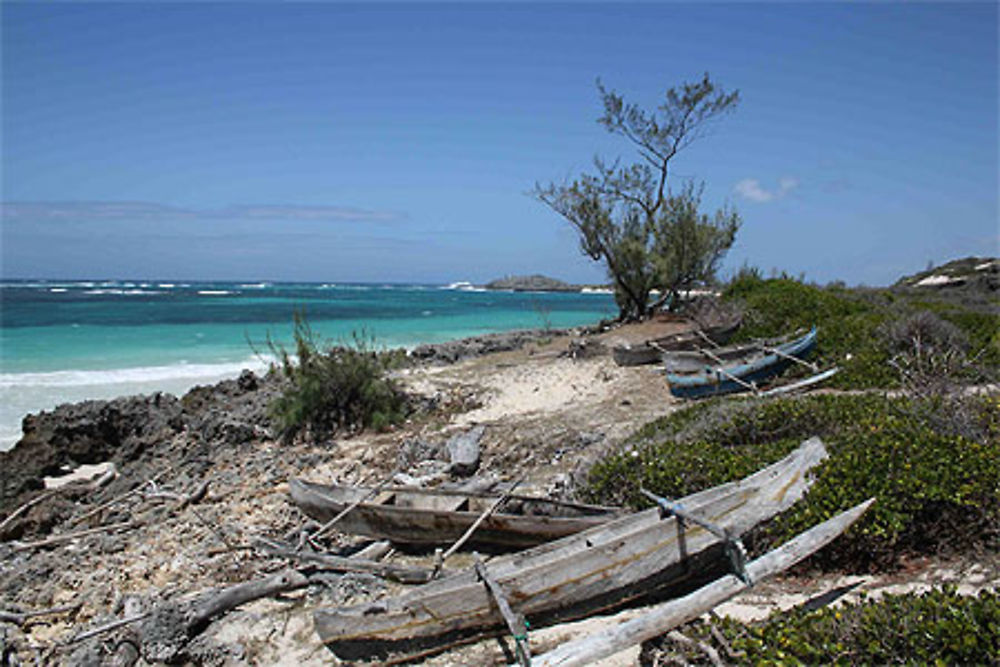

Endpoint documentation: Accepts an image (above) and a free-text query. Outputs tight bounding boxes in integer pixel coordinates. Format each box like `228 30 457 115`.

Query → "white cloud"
734 177 799 203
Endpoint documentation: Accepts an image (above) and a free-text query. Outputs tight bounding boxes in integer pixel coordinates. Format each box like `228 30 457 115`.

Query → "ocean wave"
84 289 162 296
0 358 271 389
197 290 236 296
318 284 373 291
443 281 486 292
239 282 270 289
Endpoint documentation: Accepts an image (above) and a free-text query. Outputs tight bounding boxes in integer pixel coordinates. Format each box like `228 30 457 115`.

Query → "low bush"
584 393 1000 569
722 275 894 389
268 314 409 439
641 586 1000 665
719 274 999 390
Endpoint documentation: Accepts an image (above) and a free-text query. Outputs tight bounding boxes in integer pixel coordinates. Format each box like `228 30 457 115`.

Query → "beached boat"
312 437 827 662
531 498 875 667
288 480 622 550
611 316 742 367
665 327 818 399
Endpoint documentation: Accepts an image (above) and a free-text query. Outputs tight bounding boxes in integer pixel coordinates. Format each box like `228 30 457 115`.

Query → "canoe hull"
289 480 620 550
612 319 740 367
313 438 827 661
666 327 818 399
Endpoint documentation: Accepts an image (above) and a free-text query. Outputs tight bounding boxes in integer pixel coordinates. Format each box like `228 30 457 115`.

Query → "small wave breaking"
0 358 271 389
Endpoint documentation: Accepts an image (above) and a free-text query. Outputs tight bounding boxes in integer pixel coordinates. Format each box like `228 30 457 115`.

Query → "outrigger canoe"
611 316 742 367
288 480 622 550
665 326 819 399
313 437 828 662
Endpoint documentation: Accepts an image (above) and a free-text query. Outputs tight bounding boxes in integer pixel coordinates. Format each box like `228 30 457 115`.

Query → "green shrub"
720 275 999 390
641 586 1000 665
268 314 409 439
584 393 1000 568
722 276 894 389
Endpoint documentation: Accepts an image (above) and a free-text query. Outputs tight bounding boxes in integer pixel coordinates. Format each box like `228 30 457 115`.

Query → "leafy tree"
535 74 741 320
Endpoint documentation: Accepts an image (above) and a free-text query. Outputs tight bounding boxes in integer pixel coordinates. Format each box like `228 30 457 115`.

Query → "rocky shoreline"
0 321 659 665
1 327 589 521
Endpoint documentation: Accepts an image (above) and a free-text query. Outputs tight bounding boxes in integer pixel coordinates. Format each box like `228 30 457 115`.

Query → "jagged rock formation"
0 370 279 518
408 329 570 364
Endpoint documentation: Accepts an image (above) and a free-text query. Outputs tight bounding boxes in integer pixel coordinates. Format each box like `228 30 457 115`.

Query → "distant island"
483 274 602 292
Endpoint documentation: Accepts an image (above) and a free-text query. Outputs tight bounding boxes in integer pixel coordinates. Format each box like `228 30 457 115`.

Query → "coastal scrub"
584 393 1000 569
641 586 1000 665
720 272 999 389
268 314 408 439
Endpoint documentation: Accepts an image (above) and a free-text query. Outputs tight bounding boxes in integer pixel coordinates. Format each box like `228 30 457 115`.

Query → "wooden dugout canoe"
531 497 875 667
611 316 742 367
312 437 828 662
288 479 622 550
665 327 819 399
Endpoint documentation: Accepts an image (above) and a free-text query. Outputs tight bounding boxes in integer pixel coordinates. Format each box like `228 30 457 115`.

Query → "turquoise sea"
0 280 616 450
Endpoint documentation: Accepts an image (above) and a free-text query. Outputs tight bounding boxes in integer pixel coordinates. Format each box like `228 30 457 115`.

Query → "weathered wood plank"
312 438 828 658
529 499 875 667
475 555 530 666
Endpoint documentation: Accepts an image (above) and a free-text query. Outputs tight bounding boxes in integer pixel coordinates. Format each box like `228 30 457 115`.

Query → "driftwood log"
255 539 437 584
13 521 138 553
0 603 81 628
527 498 875 667
0 464 118 538
187 568 309 634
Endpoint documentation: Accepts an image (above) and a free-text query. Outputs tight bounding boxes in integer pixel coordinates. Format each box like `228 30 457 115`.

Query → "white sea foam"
444 281 486 292
239 282 270 288
198 290 234 295
49 288 68 293
84 289 161 296
0 357 272 450
0 358 269 389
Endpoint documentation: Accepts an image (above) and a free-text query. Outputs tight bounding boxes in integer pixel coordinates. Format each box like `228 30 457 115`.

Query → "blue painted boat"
665 327 818 399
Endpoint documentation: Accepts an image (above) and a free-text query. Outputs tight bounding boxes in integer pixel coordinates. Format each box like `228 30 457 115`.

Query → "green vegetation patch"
268 315 409 439
584 393 1000 568
719 273 999 389
641 586 1000 666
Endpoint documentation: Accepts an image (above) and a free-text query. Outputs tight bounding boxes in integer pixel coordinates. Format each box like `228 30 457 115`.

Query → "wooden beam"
761 367 840 397
692 347 759 394
475 554 531 667
434 477 523 572
255 539 437 584
759 344 819 373
311 474 396 541
528 499 875 667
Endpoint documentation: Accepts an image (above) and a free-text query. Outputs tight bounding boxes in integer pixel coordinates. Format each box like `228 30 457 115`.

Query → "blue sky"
2 2 997 286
